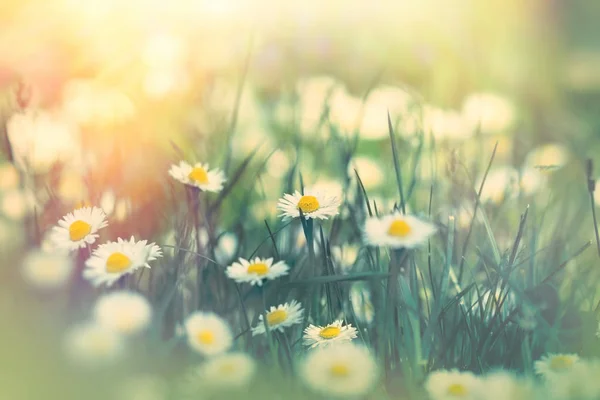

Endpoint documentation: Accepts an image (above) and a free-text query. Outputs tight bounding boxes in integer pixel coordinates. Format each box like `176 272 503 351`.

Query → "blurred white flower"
0 162 20 190
480 371 536 400
1 188 36 220
519 167 547 196
252 300 304 336
215 232 238 264
192 352 256 389
303 320 358 348
265 150 291 179
348 156 384 190
462 92 516 134
99 190 117 215
6 110 81 173
425 369 484 400
93 291 152 336
296 75 342 135
64 323 125 366
544 358 600 400
328 87 363 135
478 166 519 203
184 312 233 356
331 244 359 271
359 85 415 140
423 106 471 141
21 249 74 289
299 342 378 397
535 353 579 379
524 143 570 170
226 257 289 286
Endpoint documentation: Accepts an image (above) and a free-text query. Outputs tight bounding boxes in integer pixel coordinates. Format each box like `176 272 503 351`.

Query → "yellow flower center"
447 383 468 396
319 326 341 339
188 167 209 185
550 355 574 371
247 263 269 276
266 309 287 326
69 220 92 241
387 219 412 237
297 195 320 213
196 330 215 345
105 252 132 273
329 363 350 377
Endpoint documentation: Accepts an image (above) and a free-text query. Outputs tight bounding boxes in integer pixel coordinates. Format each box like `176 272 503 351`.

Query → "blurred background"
1 0 600 397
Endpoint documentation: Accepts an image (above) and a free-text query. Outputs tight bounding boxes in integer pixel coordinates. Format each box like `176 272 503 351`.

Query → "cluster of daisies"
29 159 600 399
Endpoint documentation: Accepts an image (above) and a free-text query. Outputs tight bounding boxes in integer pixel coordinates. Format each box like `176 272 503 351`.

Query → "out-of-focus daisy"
425 369 483 400
183 312 232 356
225 257 289 286
477 166 519 204
214 232 238 265
1 188 37 221
64 323 125 366
481 371 536 400
364 212 436 249
193 352 256 389
49 206 108 252
534 353 579 379
303 320 358 348
348 157 384 190
168 161 226 192
21 250 74 289
252 300 304 336
299 342 378 397
277 189 340 221
423 106 471 141
0 162 19 190
544 359 600 400
83 237 162 287
523 143 570 171
115 375 169 400
93 291 152 336
461 92 516 134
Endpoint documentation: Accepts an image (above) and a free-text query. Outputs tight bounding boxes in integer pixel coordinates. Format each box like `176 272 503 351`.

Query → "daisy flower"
363 212 436 249
21 250 74 289
49 206 108 251
277 189 340 220
299 342 378 397
83 236 162 288
93 291 152 336
425 369 484 400
183 312 232 356
534 353 579 379
225 257 289 286
168 161 226 192
252 300 304 336
303 320 358 348
193 352 256 389
481 370 537 400
544 359 600 400
64 323 125 366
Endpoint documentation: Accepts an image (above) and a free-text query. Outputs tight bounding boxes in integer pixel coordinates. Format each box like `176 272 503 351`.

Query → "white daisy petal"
252 300 304 336
83 236 162 288
299 342 378 397
225 257 289 286
277 189 340 221
184 312 232 356
363 212 436 249
169 161 226 192
48 206 108 252
194 352 256 389
534 353 579 380
303 320 358 348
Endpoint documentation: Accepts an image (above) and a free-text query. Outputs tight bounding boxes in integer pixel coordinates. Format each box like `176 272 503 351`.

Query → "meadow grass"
1 75 600 400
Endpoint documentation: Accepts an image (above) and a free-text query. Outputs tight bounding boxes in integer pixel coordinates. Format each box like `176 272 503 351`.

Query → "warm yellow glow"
106 252 132 273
